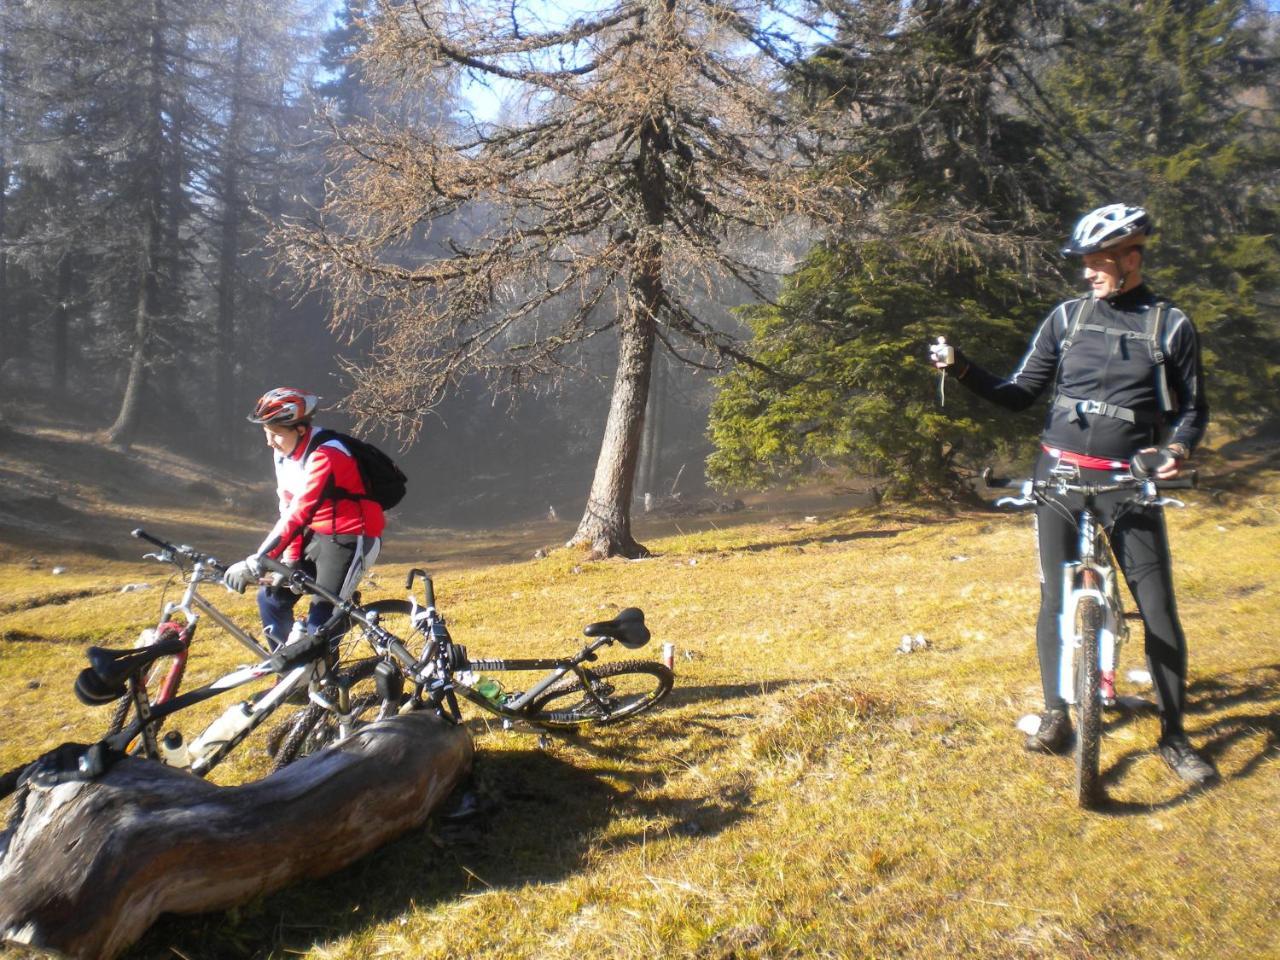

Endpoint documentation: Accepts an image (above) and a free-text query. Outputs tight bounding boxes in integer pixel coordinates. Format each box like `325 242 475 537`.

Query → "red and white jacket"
257 426 386 562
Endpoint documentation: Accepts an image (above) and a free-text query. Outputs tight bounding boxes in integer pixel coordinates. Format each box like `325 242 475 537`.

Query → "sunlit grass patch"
1 459 1278 959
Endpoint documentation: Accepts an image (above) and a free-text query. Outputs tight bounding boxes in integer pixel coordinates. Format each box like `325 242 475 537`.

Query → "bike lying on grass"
985 465 1193 808
266 556 676 757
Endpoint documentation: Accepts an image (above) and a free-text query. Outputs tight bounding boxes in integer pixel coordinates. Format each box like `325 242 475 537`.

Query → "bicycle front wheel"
1074 597 1104 807
271 657 390 769
524 660 673 729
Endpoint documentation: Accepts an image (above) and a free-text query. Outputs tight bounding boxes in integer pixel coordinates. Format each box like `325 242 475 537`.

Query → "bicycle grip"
132 528 172 550
256 554 294 579
406 568 436 608
1155 470 1197 490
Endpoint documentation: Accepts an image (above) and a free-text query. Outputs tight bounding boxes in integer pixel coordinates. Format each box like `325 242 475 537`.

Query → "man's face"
1082 248 1139 298
264 423 304 456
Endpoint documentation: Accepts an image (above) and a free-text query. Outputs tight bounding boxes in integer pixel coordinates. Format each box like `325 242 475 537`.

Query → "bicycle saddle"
74 635 188 705
583 607 650 649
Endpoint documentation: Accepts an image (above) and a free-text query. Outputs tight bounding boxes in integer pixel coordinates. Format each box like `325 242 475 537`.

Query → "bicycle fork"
1057 510 1123 706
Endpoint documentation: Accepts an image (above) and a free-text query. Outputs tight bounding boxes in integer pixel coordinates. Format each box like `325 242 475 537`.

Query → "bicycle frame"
115 654 324 775
458 638 624 718
991 469 1189 711
159 558 271 660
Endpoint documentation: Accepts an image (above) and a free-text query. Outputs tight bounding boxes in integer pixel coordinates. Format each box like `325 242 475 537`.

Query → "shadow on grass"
1093 664 1280 816
708 527 909 555
123 715 763 959
664 678 807 708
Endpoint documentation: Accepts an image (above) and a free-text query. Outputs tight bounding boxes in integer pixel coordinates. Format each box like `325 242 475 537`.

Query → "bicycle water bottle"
159 729 191 768
188 700 255 761
474 675 504 704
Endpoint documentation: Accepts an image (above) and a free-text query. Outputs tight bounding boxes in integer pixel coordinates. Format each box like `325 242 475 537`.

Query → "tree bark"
0 711 473 960
638 357 665 504
568 305 655 558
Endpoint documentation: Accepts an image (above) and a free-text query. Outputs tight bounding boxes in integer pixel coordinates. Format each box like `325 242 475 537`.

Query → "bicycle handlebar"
256 553 424 674
132 528 228 574
981 467 1197 495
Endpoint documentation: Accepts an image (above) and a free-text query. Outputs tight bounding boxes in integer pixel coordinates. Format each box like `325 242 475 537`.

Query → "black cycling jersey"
958 285 1208 460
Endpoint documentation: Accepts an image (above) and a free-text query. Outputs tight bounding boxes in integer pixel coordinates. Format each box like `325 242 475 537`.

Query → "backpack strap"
302 429 363 502
1060 296 1092 355
1146 300 1173 414
1050 296 1093 404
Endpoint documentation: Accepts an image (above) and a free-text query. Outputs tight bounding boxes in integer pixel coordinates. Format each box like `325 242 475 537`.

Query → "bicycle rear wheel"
1074 597 1104 807
524 660 673 729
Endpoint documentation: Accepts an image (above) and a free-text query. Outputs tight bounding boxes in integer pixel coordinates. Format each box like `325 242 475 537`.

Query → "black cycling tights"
1033 455 1188 736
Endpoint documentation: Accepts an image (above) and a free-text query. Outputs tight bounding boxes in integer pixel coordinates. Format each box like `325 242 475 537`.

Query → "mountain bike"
985 467 1193 807
261 558 675 763
107 529 408 760
0 532 407 800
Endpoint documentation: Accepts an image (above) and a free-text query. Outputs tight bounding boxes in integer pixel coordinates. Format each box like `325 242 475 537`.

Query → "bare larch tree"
280 0 850 557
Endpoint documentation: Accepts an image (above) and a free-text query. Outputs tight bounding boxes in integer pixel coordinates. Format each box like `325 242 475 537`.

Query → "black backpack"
303 429 407 511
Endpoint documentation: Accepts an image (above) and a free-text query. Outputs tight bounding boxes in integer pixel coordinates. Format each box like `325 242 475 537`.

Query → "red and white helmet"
247 387 318 426
1060 203 1154 257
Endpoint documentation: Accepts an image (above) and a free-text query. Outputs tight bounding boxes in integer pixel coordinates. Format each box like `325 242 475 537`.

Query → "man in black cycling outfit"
931 203 1217 785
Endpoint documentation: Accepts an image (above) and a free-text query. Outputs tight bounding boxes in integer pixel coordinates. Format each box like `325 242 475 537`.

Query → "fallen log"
0 710 472 960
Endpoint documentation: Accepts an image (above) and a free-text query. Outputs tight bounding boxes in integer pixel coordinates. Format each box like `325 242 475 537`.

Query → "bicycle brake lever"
1152 496 1185 508
994 496 1034 508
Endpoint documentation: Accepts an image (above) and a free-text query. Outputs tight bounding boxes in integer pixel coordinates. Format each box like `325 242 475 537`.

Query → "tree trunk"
568 305 655 557
0 145 7 367
568 112 669 558
214 33 247 452
639 358 665 504
106 0 167 447
0 711 473 960
50 252 72 392
106 231 162 447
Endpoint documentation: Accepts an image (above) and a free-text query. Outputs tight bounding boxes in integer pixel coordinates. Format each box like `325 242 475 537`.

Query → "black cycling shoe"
1158 734 1219 785
1024 708 1073 754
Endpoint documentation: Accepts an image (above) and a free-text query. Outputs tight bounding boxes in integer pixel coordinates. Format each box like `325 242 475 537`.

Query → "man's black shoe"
1158 734 1219 785
1024 708 1073 754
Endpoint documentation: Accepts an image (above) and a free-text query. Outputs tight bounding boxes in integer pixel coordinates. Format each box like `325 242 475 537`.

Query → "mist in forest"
0 0 754 531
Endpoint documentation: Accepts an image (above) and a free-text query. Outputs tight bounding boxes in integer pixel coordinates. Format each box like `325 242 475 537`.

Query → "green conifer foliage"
708 1 1063 497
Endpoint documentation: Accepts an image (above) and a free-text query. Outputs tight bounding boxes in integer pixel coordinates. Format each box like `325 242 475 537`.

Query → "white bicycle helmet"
247 387 319 426
1060 203 1153 256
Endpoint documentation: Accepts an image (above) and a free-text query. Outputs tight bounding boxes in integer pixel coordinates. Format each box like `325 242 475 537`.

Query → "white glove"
222 554 263 594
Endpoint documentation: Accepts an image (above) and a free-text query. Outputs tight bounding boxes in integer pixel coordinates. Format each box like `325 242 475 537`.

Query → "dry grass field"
1 425 1277 959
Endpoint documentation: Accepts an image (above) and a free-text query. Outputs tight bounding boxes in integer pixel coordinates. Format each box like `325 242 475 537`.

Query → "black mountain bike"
260 557 675 761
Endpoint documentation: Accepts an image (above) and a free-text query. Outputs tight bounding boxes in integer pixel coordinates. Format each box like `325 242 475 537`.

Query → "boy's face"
264 423 304 456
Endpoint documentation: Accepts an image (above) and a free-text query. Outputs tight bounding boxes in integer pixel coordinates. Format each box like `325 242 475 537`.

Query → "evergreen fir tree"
708 1 1068 497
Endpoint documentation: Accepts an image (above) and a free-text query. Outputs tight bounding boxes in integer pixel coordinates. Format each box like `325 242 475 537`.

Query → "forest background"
0 0 1275 544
